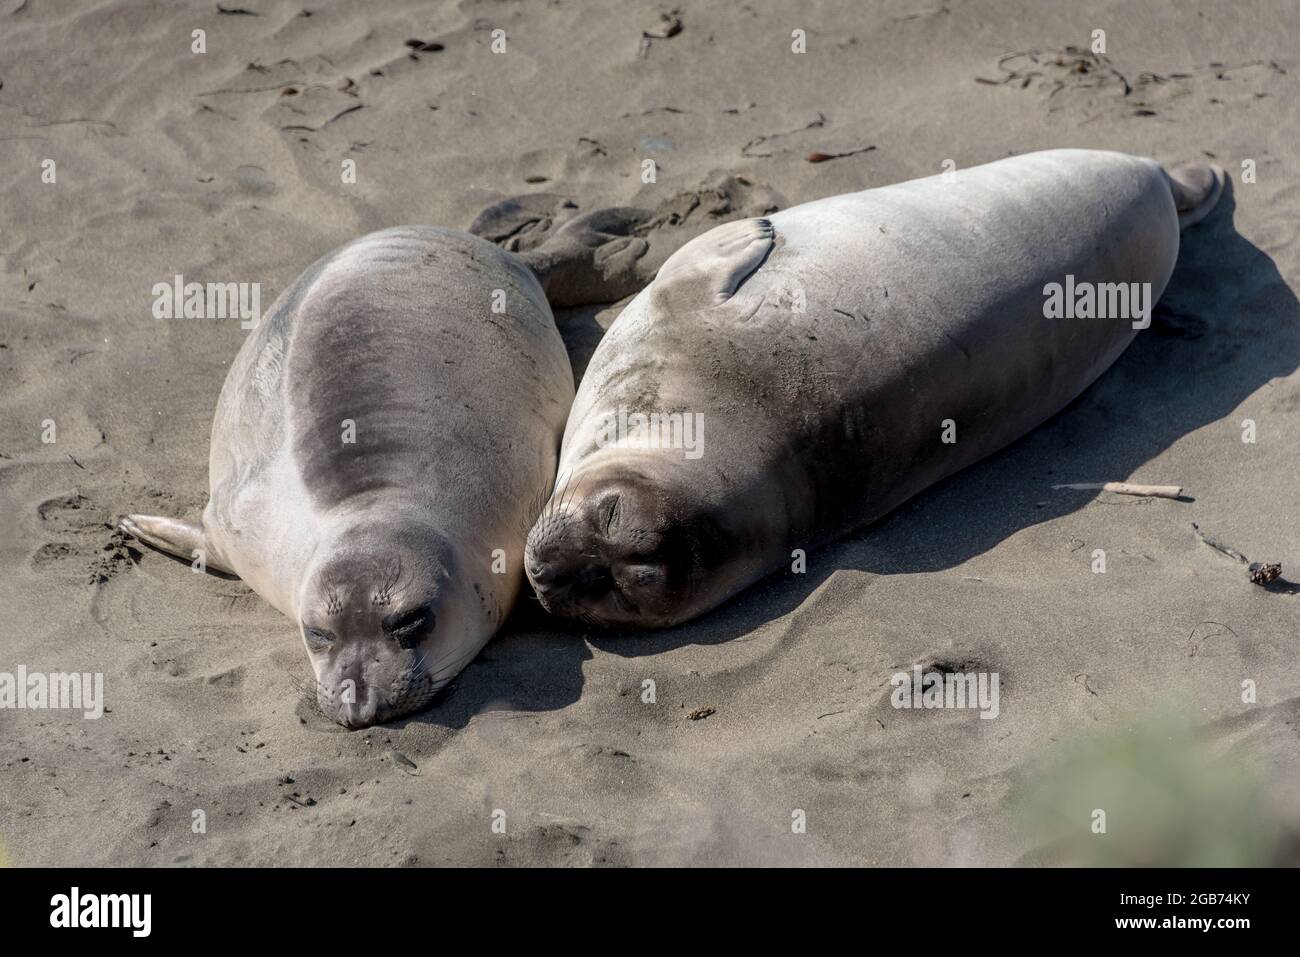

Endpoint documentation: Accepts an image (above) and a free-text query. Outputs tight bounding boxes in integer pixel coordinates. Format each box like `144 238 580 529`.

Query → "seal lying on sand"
523 149 1225 629
121 221 639 727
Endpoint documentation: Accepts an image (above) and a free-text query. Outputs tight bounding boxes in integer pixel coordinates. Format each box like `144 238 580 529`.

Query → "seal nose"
527 558 568 605
321 666 381 729
530 559 613 613
526 506 614 613
337 695 378 729
526 553 560 589
524 533 571 597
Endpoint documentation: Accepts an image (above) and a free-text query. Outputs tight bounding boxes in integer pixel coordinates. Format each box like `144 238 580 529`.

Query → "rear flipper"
118 514 235 577
1166 162 1226 229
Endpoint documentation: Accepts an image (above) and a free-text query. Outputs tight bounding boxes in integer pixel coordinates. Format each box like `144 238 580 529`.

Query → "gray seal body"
524 149 1224 628
123 226 574 726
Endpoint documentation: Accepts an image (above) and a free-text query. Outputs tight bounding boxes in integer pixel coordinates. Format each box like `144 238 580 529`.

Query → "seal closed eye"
382 604 434 651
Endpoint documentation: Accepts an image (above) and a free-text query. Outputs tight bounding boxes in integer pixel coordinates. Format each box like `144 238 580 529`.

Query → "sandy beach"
2 0 1299 866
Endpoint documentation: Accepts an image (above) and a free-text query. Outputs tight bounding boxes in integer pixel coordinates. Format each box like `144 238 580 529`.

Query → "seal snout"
531 560 614 613
336 695 379 729
524 509 609 617
316 657 438 729
315 658 384 729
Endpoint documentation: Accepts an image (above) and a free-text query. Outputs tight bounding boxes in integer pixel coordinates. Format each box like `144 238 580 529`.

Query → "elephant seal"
523 149 1225 629
121 225 596 727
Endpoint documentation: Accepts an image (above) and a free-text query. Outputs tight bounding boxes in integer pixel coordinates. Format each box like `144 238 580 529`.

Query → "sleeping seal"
121 225 598 727
522 149 1225 629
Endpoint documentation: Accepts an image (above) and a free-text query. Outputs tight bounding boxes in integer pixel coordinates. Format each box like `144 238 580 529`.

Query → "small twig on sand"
1191 522 1283 586
1053 481 1183 499
806 145 877 163
1191 522 1249 563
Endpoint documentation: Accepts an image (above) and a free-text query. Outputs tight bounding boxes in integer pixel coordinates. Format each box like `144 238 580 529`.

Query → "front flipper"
518 206 655 308
118 514 235 577
469 194 655 307
650 217 775 313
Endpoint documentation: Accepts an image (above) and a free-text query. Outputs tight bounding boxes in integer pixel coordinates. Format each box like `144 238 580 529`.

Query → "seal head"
524 456 754 629
298 519 481 727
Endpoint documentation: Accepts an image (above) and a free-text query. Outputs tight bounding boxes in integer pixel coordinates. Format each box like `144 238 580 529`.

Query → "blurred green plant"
1018 712 1282 866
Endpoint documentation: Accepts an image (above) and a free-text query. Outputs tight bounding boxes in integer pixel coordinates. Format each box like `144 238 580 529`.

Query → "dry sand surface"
2 0 1299 866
